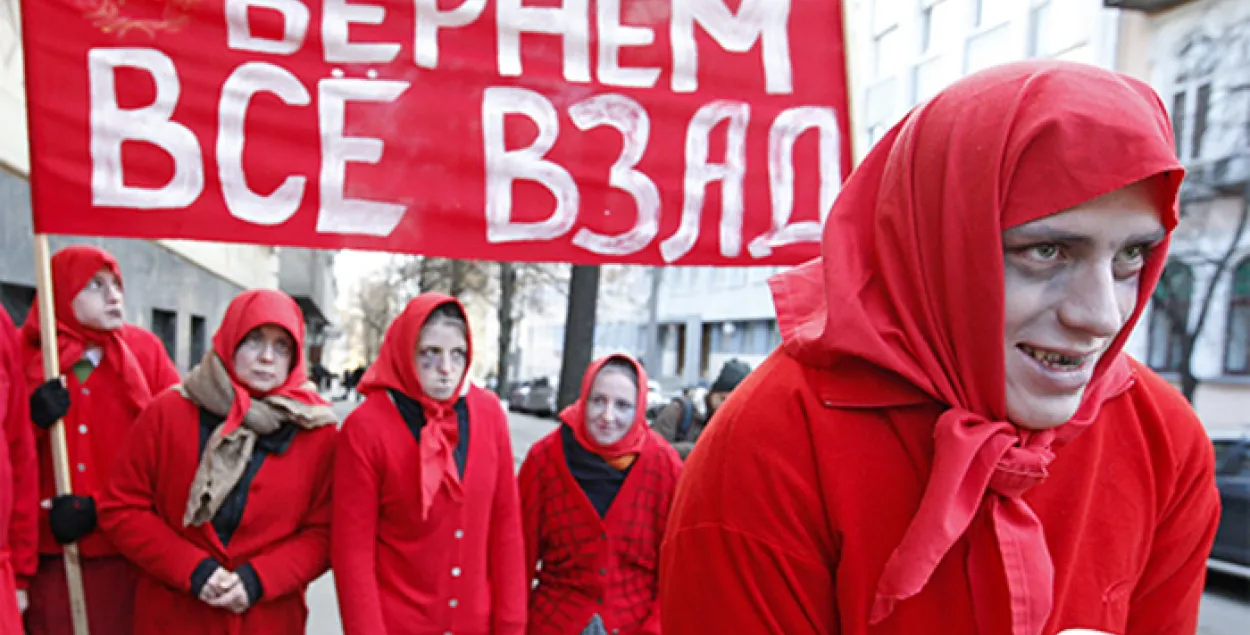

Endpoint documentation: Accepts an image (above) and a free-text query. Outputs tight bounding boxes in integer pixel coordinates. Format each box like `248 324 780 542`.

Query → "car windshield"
1213 440 1242 475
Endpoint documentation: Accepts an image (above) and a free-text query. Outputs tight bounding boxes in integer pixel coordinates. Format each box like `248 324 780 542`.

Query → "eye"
86 279 102 290
1028 244 1061 260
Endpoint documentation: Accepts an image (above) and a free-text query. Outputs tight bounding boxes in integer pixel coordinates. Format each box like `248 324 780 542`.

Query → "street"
305 400 1250 634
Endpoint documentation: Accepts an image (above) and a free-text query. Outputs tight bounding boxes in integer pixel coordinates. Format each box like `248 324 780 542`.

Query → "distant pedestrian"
20 245 180 635
519 353 681 635
652 359 750 460
333 293 526 635
98 289 338 634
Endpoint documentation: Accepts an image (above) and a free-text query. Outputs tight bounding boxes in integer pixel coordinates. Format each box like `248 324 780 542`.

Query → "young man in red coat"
332 294 527 635
519 354 681 635
659 62 1221 634
98 289 338 634
0 309 38 631
20 245 181 635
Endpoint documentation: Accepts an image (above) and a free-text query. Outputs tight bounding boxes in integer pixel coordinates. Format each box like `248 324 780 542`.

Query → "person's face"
706 391 729 414
586 368 637 446
233 325 295 394
1002 181 1165 430
71 269 125 331
415 320 468 401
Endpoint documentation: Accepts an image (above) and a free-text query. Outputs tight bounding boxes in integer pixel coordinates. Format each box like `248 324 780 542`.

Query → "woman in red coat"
98 288 338 634
659 62 1221 634
19 245 181 635
332 293 527 635
519 354 681 635
0 309 38 631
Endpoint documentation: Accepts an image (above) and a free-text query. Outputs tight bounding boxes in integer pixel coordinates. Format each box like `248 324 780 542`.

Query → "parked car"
522 377 557 417
506 381 530 413
1211 429 1250 577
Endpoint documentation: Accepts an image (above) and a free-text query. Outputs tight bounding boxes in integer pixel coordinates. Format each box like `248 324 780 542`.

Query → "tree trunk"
557 265 600 410
418 257 433 293
450 260 467 298
496 263 517 397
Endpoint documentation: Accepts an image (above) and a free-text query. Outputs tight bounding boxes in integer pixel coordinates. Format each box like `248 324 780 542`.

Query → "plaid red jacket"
519 426 681 635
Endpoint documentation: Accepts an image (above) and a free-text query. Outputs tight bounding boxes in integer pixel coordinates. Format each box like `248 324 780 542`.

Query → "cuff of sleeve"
189 558 220 597
236 562 264 603
15 576 30 591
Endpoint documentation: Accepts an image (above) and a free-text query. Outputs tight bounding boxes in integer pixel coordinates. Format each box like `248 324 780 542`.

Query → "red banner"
21 0 851 265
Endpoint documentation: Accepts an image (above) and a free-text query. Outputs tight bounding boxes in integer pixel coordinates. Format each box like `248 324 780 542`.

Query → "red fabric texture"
98 288 335 634
21 246 153 419
358 293 472 521
659 352 1219 634
558 355 650 459
24 555 138 635
0 310 35 630
210 288 329 436
519 421 681 635
332 385 527 635
762 61 1183 634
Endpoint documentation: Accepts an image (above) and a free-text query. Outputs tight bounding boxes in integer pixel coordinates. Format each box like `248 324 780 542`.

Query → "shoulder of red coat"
1114 356 1211 467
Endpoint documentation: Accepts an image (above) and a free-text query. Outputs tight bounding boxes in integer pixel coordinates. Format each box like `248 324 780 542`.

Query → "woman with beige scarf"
98 289 338 635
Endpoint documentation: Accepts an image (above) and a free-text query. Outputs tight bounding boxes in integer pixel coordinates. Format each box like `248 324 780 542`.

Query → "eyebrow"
1003 226 1167 247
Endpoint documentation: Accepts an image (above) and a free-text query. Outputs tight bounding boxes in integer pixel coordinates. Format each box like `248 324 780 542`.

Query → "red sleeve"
0 324 38 586
97 397 213 592
517 448 543 594
249 429 335 600
487 404 527 635
1124 408 1221 634
331 413 389 635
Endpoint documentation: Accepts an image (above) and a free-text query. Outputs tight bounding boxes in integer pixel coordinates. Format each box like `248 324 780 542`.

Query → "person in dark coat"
651 359 750 460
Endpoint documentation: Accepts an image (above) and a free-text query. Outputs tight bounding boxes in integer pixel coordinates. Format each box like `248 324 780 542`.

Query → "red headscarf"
769 61 1183 634
559 354 649 459
211 289 327 437
20 245 153 418
358 293 472 519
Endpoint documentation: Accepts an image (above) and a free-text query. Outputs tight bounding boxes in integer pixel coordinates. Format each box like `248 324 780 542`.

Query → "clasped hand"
198 567 251 614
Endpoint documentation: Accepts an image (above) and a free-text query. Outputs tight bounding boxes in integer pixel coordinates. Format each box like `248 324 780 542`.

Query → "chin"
1006 401 1081 430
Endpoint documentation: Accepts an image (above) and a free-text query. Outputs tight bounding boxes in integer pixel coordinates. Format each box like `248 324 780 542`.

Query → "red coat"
519 426 680 635
97 389 336 635
659 352 1221 634
20 324 180 558
332 386 527 635
0 310 37 630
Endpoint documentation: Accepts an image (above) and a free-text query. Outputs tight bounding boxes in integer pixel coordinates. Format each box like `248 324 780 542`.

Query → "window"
1171 91 1188 158
1147 262 1193 372
190 315 207 366
966 23 1012 74
1191 82 1211 159
1027 1 1050 57
919 0 959 55
1225 258 1250 374
973 0 1015 29
873 25 904 79
151 309 177 360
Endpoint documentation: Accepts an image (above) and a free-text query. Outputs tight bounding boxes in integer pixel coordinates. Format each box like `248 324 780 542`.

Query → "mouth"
1017 344 1095 373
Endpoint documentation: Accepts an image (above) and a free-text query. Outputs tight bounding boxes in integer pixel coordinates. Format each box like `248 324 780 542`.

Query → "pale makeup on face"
71 269 125 331
586 368 637 446
233 325 295 394
414 320 468 401
1001 181 1166 430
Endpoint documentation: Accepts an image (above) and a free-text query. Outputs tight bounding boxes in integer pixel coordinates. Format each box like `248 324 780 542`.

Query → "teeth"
1023 345 1081 368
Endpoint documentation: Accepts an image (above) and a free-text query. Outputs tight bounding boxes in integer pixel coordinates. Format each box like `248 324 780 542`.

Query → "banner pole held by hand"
33 234 91 635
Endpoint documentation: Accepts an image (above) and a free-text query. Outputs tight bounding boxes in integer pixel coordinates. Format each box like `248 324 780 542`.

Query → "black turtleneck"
561 425 632 518
388 389 470 478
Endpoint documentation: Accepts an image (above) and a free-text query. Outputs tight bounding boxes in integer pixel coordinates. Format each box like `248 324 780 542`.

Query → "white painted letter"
749 106 839 258
597 0 659 88
88 48 203 209
497 0 591 83
660 101 749 263
225 0 310 54
218 62 311 226
482 87 579 243
317 78 410 235
414 0 486 69
323 0 401 63
568 94 659 255
672 0 793 95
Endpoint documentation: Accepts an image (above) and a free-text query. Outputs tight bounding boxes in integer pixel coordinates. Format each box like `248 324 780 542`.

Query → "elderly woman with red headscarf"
97 289 338 634
332 293 526 635
660 61 1222 635
519 354 681 635
18 245 181 635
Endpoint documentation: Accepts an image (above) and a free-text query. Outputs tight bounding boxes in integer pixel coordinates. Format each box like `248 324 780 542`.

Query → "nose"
438 355 453 375
257 342 276 362
104 284 122 303
1057 266 1125 340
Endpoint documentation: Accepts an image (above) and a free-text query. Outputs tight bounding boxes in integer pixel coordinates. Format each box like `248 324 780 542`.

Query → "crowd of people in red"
0 61 1224 635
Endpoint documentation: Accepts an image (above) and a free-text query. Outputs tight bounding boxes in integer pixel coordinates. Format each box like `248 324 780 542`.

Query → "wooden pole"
32 235 91 635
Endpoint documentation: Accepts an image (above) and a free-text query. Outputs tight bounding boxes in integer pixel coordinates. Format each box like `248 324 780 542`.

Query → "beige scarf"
180 352 338 527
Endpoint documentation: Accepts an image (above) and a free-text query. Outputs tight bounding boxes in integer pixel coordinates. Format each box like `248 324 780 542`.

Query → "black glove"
48 495 96 545
29 378 70 429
